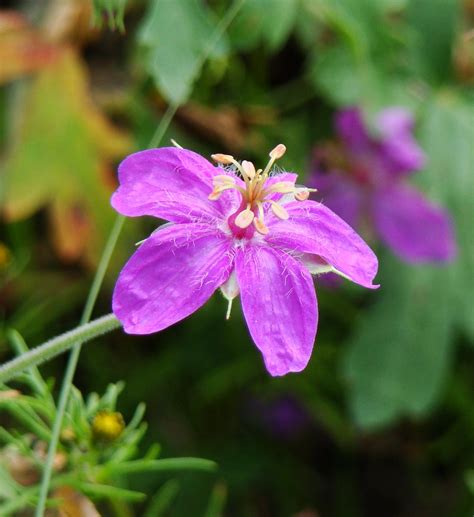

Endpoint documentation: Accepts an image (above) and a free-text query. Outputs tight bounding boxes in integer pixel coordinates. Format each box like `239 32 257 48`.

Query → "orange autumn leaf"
0 10 58 84
2 49 132 265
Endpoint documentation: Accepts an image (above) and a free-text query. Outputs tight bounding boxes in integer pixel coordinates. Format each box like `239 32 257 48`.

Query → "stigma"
209 144 315 236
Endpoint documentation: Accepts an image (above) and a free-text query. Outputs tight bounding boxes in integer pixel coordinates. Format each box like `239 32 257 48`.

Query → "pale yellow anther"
208 145 315 235
208 184 235 200
241 160 256 179
213 175 236 186
211 153 235 165
265 181 296 195
253 218 269 235
295 189 310 201
270 202 289 220
235 209 255 228
269 144 287 160
208 190 223 201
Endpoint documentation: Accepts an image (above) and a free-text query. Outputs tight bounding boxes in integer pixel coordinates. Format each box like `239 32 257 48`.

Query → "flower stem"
35 215 125 516
33 2 246 513
0 314 121 385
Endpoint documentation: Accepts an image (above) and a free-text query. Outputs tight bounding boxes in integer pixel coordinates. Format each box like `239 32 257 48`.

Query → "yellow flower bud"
92 411 125 442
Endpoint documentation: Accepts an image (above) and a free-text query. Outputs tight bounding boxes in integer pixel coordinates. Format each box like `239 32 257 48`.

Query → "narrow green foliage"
0 369 217 514
92 0 128 32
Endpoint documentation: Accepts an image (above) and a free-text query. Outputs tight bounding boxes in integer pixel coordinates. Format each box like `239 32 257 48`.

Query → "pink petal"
376 108 426 175
235 244 317 376
111 147 240 223
372 184 457 263
309 169 363 230
265 200 379 289
335 108 371 151
113 223 234 334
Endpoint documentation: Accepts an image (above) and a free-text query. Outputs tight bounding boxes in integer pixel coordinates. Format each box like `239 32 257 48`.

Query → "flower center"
209 144 314 237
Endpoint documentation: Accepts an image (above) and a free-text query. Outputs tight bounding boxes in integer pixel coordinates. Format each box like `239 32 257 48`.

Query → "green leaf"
228 0 267 51
78 482 146 502
0 465 21 499
466 470 474 493
310 45 363 106
344 254 454 429
102 457 217 476
417 93 474 341
310 43 414 112
203 482 227 517
139 0 229 105
407 0 460 83
92 0 128 32
262 0 299 50
144 479 180 517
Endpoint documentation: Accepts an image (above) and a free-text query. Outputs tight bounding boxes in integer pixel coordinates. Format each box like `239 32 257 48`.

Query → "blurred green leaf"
466 470 474 493
139 0 229 105
203 482 227 517
78 482 147 502
92 0 128 32
407 0 460 83
0 465 20 499
102 458 217 476
229 0 299 52
344 93 473 428
144 479 180 517
344 254 454 428
418 93 474 341
262 0 299 50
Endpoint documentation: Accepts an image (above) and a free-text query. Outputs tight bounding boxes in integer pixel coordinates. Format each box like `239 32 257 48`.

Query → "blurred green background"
0 0 473 515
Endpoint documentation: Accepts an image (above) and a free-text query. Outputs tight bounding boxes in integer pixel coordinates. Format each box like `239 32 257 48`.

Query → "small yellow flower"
91 411 125 442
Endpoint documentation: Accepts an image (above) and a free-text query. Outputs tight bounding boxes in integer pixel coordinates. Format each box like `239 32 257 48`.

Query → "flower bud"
92 411 125 442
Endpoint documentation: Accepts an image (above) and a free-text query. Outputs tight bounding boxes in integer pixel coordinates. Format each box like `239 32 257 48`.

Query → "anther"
269 144 287 160
254 218 269 235
208 184 236 200
270 201 289 220
241 160 256 180
264 181 295 195
213 175 236 186
294 187 317 201
211 153 235 165
235 208 255 228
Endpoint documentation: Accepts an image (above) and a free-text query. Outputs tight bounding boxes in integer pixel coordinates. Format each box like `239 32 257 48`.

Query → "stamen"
254 218 269 235
208 184 236 200
269 143 287 159
171 139 183 149
262 143 286 178
209 145 313 237
235 208 255 228
263 181 295 195
270 201 289 220
211 153 235 165
213 175 236 186
241 160 256 180
294 187 317 201
226 298 233 320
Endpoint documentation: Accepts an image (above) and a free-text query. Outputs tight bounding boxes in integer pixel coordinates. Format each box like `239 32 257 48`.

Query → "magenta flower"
111 145 378 376
310 107 456 263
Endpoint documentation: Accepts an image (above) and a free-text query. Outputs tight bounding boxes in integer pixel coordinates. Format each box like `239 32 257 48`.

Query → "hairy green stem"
0 314 120 385
33 1 246 513
35 214 126 516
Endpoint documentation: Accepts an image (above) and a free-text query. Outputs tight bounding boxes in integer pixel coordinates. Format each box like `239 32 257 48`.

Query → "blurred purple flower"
249 395 311 439
310 107 456 263
111 145 378 376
